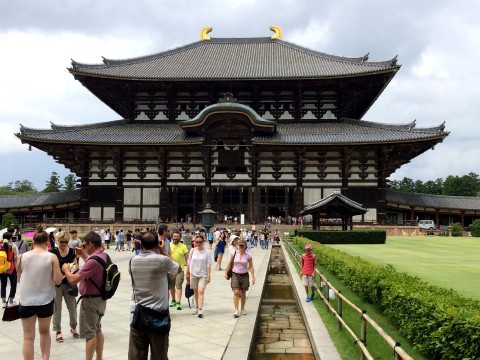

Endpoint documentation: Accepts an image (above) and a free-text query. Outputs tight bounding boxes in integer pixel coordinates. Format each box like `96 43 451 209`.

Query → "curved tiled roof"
0 190 80 209
69 37 400 80
17 118 446 146
301 191 368 215
386 190 480 211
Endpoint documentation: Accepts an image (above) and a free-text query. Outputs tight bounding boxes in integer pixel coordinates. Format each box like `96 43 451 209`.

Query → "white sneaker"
241 309 247 316
192 308 198 315
233 310 239 318
198 309 203 318
8 299 16 305
1 302 6 309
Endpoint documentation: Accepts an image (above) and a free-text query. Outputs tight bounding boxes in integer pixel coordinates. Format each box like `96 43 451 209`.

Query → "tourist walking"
128 231 180 360
50 231 79 342
225 238 255 318
1 232 17 308
68 230 81 249
17 226 64 360
104 229 111 249
301 244 317 302
215 231 227 270
169 231 189 310
186 234 212 318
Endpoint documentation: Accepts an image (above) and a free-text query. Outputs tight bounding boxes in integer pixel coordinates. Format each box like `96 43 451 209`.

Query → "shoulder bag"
2 303 20 322
226 251 236 280
129 259 170 333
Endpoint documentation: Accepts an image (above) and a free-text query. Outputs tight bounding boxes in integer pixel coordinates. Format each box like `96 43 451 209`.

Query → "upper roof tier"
69 37 400 80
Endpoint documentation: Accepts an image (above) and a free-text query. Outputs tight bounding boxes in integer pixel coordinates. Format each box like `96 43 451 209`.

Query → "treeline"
388 172 480 197
0 172 77 195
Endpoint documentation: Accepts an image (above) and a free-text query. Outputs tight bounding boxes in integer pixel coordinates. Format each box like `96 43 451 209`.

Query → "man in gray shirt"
128 231 180 360
68 230 81 249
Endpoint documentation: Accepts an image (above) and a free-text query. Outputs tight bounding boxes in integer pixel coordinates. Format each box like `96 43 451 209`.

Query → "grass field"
329 236 480 300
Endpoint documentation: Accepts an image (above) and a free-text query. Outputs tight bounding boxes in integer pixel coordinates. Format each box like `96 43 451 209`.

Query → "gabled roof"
301 191 368 216
386 190 480 211
16 118 447 146
69 37 400 81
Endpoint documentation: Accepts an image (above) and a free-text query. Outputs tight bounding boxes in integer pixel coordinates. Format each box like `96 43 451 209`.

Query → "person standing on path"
62 232 109 360
128 231 180 360
225 238 255 318
17 226 64 360
301 244 317 302
215 231 227 270
50 231 80 342
68 230 81 250
186 234 212 318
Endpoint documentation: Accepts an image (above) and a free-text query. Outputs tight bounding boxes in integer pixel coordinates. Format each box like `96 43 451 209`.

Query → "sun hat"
305 244 312 251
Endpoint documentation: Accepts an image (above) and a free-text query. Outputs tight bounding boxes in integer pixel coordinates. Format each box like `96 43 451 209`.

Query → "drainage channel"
251 244 315 360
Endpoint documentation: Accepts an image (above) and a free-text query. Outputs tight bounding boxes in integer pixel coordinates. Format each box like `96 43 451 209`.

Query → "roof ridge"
20 119 127 134
343 118 447 133
71 37 400 70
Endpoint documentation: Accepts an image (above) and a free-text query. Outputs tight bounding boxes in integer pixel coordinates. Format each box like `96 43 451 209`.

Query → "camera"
11 236 18 241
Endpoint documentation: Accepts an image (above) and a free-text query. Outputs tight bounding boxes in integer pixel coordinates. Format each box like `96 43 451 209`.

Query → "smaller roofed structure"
301 191 368 230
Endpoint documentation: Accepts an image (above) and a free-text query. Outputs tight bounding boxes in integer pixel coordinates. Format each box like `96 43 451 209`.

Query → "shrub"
451 222 463 237
297 230 386 244
1 212 18 229
293 236 480 359
469 219 480 237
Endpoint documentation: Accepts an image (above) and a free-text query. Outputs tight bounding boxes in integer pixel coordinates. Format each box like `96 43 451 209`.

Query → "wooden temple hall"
16 27 448 225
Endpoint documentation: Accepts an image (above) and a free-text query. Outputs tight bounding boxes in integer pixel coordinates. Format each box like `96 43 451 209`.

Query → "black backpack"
82 254 121 300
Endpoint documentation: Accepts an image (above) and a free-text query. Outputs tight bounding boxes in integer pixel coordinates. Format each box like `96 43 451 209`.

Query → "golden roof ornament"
270 25 282 39
201 26 212 41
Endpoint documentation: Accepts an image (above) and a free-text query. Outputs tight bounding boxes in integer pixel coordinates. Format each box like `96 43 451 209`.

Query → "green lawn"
329 236 480 300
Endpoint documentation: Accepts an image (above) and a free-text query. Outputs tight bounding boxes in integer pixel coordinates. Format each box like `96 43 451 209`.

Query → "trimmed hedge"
297 229 386 244
294 237 480 359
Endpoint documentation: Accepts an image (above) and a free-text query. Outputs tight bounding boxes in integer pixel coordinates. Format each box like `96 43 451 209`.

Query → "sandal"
71 329 80 338
56 332 64 343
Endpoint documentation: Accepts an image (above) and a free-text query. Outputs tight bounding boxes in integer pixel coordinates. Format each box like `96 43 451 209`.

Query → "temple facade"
16 28 448 224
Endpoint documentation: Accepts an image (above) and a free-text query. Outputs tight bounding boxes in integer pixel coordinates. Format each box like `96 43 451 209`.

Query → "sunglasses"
238 244 246 247
81 243 88 249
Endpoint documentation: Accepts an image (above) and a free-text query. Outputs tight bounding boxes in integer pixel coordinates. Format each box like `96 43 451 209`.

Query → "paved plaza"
1 244 339 359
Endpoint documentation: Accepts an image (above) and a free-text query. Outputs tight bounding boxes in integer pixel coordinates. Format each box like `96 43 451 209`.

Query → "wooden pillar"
52 206 57 219
435 209 440 230
79 156 90 220
461 211 465 228
28 208 33 227
312 213 318 230
249 187 260 225
341 149 350 196
410 206 415 221
113 150 124 222
159 187 170 222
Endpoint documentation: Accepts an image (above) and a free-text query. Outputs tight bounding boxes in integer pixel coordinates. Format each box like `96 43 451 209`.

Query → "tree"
14 180 36 193
1 212 18 229
443 175 476 196
470 219 480 237
64 174 77 191
423 178 443 195
451 222 463 237
43 172 62 193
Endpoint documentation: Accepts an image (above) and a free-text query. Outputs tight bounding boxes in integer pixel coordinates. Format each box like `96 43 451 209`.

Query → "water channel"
251 244 316 360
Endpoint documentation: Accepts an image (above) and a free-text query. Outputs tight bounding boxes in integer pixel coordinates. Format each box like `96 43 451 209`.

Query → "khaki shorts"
231 272 249 291
168 274 175 289
175 272 185 289
190 275 207 289
79 297 107 339
302 275 315 287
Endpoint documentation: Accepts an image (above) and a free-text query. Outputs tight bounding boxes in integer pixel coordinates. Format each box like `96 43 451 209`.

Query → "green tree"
443 175 476 196
470 219 480 237
414 179 425 193
398 177 416 192
423 178 443 195
64 174 77 191
1 212 18 229
13 180 36 193
43 172 62 193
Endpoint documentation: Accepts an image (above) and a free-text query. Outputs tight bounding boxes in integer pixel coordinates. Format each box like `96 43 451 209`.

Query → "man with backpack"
62 231 119 360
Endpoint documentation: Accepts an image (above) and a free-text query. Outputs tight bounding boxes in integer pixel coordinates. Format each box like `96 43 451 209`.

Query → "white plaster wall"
124 188 141 205
143 188 160 205
89 207 101 220
103 207 115 220
142 208 159 221
124 207 140 220
304 188 322 206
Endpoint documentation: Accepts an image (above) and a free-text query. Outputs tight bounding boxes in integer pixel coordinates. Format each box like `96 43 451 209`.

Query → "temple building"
16 27 448 225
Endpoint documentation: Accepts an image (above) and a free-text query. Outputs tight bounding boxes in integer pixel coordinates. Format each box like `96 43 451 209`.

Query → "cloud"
0 0 479 189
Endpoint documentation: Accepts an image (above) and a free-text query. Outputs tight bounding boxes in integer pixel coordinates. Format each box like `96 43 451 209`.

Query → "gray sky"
1 0 479 190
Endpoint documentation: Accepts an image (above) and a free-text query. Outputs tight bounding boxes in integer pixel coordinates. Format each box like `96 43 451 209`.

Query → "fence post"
325 284 330 312
337 291 342 331
360 310 367 360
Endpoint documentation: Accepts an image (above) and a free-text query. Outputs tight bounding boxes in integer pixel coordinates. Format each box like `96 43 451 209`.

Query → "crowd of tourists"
0 223 278 360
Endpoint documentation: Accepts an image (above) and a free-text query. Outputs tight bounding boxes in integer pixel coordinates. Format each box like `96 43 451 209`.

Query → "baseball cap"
305 244 312 251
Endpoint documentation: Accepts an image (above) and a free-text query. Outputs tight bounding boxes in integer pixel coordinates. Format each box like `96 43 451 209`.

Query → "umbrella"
190 227 206 232
0 228 8 237
45 227 56 233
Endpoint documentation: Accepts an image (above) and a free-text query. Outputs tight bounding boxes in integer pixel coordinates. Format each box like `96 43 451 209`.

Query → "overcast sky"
1 0 479 190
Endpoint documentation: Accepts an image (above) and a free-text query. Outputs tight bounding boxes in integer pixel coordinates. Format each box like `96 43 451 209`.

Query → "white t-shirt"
19 252 55 306
188 248 212 277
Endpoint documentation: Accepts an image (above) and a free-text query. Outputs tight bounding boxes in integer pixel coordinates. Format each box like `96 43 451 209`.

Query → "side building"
15 28 448 225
